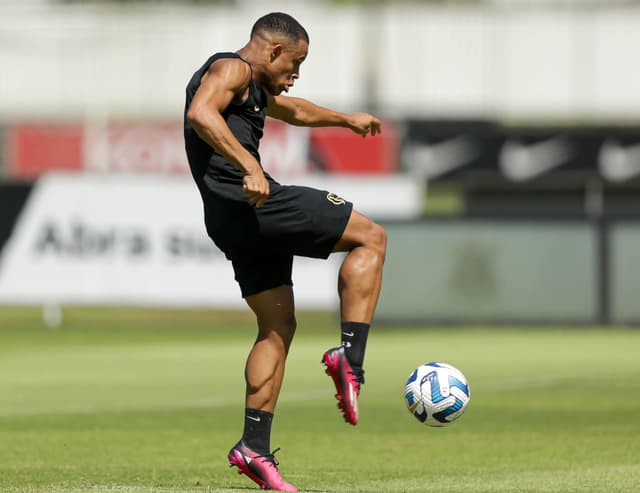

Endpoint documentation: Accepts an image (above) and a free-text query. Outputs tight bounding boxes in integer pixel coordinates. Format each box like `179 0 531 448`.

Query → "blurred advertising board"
2 176 637 323
402 120 640 216
5 120 399 179
402 120 640 185
610 222 640 324
0 174 331 308
376 220 599 324
0 173 420 308
6 124 85 177
375 218 640 324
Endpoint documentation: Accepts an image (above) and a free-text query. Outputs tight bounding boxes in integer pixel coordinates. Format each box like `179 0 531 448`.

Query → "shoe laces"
349 367 365 385
254 447 281 469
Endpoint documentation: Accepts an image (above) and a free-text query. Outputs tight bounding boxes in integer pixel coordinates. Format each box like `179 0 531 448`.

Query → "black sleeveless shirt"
184 52 268 187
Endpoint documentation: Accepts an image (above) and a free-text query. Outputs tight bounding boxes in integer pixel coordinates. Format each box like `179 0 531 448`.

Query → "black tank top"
184 52 268 186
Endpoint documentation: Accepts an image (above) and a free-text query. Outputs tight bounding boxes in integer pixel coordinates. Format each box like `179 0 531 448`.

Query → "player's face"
266 38 308 95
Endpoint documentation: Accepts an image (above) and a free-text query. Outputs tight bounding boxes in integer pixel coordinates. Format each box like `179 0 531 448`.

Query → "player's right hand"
347 112 382 138
242 172 270 208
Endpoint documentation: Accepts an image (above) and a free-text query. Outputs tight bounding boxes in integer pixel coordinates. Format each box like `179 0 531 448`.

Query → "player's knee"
257 315 297 345
280 315 297 352
367 222 387 263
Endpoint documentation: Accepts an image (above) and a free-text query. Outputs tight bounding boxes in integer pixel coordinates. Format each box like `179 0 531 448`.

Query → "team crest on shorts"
326 192 346 205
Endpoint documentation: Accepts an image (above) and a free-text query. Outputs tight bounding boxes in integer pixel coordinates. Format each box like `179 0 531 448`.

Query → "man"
184 12 386 492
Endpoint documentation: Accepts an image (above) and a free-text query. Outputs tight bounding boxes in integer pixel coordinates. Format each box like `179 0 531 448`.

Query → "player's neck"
236 43 260 68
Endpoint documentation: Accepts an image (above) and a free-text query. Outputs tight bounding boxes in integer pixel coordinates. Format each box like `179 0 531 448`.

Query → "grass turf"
0 307 639 492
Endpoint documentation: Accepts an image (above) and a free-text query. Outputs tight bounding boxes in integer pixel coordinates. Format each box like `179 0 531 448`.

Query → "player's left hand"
347 113 382 137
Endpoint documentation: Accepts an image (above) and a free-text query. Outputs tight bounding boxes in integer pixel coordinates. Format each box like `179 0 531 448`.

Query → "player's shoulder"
202 53 251 93
208 53 251 77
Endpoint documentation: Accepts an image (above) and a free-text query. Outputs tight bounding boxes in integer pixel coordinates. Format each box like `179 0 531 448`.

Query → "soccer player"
184 12 386 492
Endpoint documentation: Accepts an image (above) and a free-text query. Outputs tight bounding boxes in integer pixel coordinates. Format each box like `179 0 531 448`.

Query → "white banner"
0 174 421 307
0 174 336 307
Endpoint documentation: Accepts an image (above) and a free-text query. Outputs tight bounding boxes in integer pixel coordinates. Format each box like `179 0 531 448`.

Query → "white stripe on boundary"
0 390 329 418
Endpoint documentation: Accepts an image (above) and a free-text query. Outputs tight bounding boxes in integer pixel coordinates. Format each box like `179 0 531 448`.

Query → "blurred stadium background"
0 0 639 325
2 2 640 493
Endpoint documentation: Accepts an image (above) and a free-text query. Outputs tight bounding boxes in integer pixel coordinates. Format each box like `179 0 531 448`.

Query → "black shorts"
201 175 353 298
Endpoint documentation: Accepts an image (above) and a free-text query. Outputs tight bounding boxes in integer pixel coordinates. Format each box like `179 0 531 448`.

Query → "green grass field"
1 307 639 493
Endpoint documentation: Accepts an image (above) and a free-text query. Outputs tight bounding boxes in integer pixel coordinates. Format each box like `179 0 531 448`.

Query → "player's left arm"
266 93 381 137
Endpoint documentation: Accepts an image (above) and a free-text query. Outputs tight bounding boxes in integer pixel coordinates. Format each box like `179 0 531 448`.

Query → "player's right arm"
186 58 269 207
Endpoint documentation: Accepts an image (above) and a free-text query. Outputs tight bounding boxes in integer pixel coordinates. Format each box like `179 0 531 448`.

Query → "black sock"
341 321 370 370
241 408 273 454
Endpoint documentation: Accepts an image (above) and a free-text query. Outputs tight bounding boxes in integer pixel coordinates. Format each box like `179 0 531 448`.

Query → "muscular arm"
186 58 269 206
266 94 382 137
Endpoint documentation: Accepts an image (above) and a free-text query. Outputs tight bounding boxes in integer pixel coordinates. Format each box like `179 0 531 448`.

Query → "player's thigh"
245 284 297 341
257 184 353 259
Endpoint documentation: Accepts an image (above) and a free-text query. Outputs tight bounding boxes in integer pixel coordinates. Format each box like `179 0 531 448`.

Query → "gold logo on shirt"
254 105 260 112
326 192 346 205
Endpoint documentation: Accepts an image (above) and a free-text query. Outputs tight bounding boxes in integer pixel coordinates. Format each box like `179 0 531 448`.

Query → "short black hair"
251 12 309 44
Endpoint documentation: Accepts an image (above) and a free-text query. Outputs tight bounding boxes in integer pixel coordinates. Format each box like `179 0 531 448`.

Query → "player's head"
251 12 309 46
250 12 309 95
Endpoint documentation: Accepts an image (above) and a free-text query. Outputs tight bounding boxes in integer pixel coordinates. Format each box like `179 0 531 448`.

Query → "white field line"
0 390 328 418
474 375 582 391
474 372 639 392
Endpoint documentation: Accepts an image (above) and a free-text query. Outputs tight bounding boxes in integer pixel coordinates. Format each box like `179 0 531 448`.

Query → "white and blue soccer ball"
404 362 471 427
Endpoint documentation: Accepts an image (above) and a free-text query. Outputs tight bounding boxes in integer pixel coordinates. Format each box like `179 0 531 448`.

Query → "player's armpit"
264 92 299 124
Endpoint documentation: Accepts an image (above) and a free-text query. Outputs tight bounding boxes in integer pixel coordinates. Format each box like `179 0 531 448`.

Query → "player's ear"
270 44 282 62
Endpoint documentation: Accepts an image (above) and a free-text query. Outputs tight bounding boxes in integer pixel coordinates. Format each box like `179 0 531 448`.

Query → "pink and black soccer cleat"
321 346 364 425
228 441 297 492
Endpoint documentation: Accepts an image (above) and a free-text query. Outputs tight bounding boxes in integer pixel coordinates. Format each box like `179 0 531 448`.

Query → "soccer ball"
404 362 471 427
